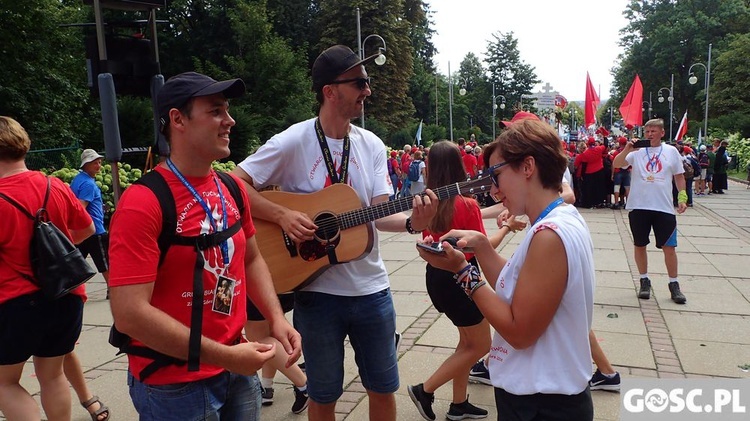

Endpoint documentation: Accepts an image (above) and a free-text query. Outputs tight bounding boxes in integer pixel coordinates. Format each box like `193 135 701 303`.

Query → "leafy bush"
727 134 750 173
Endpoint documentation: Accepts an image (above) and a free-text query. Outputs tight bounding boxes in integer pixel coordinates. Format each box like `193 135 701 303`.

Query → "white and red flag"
675 112 688 141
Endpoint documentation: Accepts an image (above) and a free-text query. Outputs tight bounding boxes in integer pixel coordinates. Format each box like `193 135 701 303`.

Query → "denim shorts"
613 171 631 188
294 289 399 403
128 371 261 421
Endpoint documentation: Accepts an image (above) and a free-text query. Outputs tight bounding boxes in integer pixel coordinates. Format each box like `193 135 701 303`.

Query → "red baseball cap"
500 111 539 127
390 150 397 157
587 137 596 146
618 136 628 145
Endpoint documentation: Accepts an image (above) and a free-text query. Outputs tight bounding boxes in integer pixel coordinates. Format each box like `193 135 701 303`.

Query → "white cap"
699 144 707 151
80 149 104 168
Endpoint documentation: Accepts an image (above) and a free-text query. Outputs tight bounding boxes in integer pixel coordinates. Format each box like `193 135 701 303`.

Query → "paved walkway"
6 180 750 420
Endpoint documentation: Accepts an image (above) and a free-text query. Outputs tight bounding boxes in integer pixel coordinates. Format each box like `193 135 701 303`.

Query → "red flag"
619 74 644 127
675 112 688 141
584 73 600 127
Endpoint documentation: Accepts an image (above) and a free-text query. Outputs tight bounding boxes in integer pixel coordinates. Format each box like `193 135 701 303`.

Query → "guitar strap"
314 118 350 185
314 118 350 266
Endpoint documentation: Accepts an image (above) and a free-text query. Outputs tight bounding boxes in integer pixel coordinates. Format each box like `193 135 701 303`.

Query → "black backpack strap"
215 171 246 217
133 171 176 267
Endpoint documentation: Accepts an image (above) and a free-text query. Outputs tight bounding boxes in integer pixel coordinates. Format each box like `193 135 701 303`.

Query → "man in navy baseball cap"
157 72 245 134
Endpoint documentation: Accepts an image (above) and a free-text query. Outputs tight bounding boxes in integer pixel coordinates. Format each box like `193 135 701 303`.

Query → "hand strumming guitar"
277 209 317 244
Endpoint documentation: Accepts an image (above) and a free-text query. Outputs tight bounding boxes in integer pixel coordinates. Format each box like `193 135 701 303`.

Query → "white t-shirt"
238 118 393 296
488 204 594 395
623 142 683 215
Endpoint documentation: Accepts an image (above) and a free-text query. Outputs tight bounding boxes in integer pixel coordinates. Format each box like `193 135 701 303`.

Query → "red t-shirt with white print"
108 166 254 385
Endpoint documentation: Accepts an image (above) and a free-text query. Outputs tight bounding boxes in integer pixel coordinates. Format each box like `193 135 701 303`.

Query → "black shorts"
77 233 109 273
246 293 295 321
494 386 593 421
0 292 84 364
628 209 677 248
425 258 484 327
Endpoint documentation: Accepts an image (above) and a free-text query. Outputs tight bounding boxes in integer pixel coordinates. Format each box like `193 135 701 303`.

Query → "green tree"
0 0 95 149
484 31 540 122
612 0 750 136
405 0 437 124
156 0 314 159
711 33 750 137
316 0 415 135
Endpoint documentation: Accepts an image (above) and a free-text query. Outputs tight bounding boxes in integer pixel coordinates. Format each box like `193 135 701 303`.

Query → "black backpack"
0 177 96 300
109 170 245 381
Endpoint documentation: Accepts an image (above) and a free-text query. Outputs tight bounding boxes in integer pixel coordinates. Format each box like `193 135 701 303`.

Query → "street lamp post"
642 91 652 122
355 7 387 129
658 73 675 140
571 109 577 132
448 62 454 141
447 64 467 142
688 43 712 140
491 83 506 140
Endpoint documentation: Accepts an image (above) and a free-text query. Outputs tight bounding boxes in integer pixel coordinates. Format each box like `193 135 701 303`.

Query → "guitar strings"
308 178 491 233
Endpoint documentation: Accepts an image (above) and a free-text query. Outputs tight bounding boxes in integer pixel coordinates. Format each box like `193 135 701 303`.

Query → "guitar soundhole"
313 212 340 243
297 212 341 262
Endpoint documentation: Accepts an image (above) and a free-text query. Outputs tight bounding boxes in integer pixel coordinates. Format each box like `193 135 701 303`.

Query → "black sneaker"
407 383 435 421
589 369 621 392
261 386 274 406
638 277 651 300
291 385 309 414
468 360 491 385
669 281 687 304
446 397 488 420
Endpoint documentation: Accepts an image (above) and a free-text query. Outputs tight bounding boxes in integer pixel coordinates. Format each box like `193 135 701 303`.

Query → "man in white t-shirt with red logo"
612 118 687 304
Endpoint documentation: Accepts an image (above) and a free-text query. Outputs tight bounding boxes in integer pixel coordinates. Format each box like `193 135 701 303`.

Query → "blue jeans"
128 371 261 420
389 173 399 200
294 289 399 404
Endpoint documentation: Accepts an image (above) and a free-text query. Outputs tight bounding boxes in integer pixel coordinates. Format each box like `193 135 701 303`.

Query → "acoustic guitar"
255 174 494 292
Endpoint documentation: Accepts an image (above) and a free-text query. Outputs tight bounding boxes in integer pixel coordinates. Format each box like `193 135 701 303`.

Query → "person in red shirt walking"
0 116 95 420
462 145 478 178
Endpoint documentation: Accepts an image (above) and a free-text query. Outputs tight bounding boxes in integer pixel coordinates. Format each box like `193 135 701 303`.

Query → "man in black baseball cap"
232 44 437 421
311 45 379 101
110 68 301 421
157 71 245 135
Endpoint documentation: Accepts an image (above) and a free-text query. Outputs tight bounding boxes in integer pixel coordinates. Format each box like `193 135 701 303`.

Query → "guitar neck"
337 183 461 230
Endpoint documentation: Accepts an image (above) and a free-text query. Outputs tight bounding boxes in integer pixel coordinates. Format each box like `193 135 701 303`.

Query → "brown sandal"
81 395 110 421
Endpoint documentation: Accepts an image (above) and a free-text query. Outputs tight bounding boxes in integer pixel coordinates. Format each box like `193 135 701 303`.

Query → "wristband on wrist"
677 190 688 205
454 264 473 278
454 265 484 299
405 217 421 234
501 222 513 232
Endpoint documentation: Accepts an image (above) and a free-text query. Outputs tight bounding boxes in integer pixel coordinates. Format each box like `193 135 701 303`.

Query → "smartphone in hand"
416 242 445 254
633 139 651 148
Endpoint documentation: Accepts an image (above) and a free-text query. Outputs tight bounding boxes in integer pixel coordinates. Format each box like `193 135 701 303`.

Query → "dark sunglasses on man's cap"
329 77 371 90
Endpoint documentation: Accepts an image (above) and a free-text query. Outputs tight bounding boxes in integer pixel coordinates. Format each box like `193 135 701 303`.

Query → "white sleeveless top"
488 204 594 395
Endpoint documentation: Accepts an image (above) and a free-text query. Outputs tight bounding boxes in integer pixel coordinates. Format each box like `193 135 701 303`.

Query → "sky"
428 0 631 102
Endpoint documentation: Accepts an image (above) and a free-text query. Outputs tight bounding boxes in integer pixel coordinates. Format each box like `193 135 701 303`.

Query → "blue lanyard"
166 159 229 266
532 197 564 226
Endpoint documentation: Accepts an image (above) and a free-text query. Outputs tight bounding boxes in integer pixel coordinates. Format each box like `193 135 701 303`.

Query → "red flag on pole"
675 112 688 141
619 74 644 127
584 73 600 128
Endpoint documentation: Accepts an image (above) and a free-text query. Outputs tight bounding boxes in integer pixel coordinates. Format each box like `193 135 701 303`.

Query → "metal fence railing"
25 145 80 172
